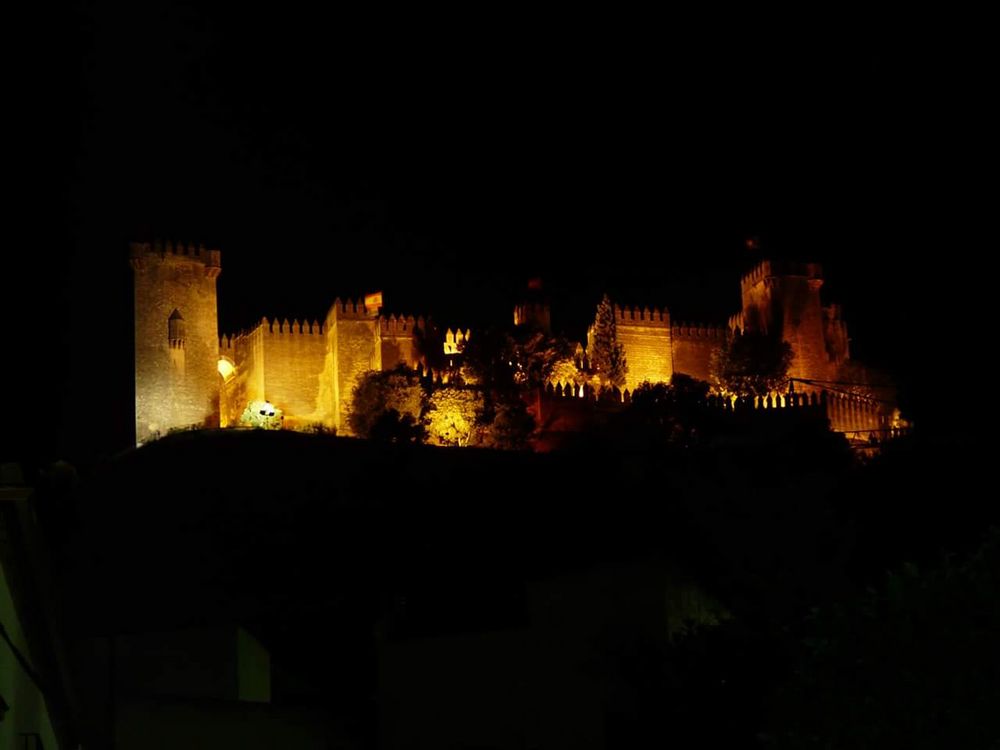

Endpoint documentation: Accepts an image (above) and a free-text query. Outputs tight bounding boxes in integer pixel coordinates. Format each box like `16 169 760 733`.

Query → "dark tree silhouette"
710 330 793 397
623 376 712 447
412 320 448 372
348 365 424 439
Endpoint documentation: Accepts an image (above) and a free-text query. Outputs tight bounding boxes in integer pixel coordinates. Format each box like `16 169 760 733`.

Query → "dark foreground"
6 425 999 749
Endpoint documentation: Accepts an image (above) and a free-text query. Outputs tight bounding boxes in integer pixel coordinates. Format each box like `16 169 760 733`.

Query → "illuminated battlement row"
380 314 426 335
326 297 380 321
740 259 823 294
129 240 221 273
671 323 727 339
614 305 670 327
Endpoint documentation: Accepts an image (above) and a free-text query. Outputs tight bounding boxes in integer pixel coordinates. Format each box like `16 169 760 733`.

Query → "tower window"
168 309 186 347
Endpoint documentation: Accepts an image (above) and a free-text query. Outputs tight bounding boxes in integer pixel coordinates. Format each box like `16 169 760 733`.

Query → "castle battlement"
444 327 471 354
708 390 827 411
380 314 423 336
671 323 727 340
740 260 772 292
129 240 221 276
326 297 379 323
220 321 265 351
740 259 824 295
261 317 324 336
614 305 670 327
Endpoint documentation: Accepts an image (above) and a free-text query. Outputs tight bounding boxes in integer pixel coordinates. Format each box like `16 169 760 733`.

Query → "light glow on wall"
218 358 236 381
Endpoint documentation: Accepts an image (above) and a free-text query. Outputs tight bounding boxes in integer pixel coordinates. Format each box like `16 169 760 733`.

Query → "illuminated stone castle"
131 241 887 445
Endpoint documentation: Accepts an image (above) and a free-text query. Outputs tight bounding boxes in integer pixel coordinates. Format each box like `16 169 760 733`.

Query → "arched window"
168 309 186 348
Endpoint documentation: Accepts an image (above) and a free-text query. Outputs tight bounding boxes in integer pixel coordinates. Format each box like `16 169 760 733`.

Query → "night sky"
6 7 985 464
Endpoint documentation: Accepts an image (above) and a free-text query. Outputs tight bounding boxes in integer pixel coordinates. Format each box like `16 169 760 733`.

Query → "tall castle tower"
130 241 221 444
318 298 382 434
739 260 847 383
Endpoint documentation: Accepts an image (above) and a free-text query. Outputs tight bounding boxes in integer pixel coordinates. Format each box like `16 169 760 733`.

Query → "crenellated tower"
318 298 382 434
130 240 221 444
380 313 423 370
738 260 848 384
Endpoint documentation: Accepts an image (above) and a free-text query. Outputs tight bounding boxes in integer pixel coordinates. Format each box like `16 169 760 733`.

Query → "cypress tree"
590 294 627 390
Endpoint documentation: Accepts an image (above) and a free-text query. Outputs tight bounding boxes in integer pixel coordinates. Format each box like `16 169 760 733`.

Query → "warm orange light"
218 358 235 381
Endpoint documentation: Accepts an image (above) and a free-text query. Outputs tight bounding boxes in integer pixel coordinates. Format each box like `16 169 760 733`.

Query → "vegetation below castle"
344 311 804 452
348 364 534 449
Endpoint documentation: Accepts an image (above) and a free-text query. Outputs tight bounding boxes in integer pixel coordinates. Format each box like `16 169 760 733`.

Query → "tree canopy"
349 362 535 449
348 365 424 440
710 330 793 398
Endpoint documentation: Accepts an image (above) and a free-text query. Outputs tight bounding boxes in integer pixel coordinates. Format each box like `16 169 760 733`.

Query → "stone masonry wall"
614 306 672 393
380 314 420 371
670 325 726 384
259 318 326 422
220 325 265 427
131 241 220 444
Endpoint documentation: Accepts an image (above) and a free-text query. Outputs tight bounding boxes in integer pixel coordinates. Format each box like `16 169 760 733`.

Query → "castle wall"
380 315 419 371
219 325 265 427
670 325 726 384
614 306 672 392
131 241 221 444
259 318 326 424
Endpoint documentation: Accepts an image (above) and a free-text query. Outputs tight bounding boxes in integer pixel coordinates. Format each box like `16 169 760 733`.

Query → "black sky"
6 7 986 462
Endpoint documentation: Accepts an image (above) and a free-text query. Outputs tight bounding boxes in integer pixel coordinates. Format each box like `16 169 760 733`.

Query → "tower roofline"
740 259 823 295
129 240 221 275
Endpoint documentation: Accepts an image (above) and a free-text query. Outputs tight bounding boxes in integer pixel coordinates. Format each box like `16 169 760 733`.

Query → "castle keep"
131 242 221 445
131 242 889 445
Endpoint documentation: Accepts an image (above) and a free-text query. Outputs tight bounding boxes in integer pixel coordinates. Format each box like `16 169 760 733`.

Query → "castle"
130 241 894 446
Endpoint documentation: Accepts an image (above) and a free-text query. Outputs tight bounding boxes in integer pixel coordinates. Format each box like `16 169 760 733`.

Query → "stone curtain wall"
614 306 672 392
259 318 326 424
380 314 420 371
670 325 726 384
219 324 265 427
